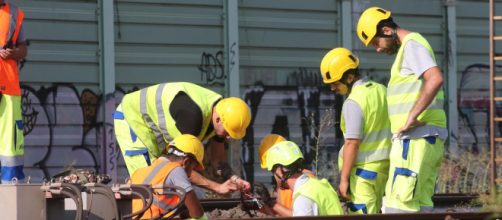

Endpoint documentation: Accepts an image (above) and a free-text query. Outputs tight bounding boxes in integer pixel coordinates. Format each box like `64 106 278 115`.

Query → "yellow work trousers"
114 104 158 175
347 161 389 214
0 94 25 182
384 136 444 212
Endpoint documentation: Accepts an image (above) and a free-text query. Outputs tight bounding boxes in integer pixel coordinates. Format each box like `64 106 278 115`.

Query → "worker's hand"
215 178 238 196
231 175 251 192
338 179 351 201
397 116 425 137
0 48 13 59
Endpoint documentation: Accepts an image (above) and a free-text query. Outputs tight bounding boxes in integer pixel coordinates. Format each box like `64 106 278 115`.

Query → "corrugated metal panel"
114 0 225 92
239 0 338 86
457 0 502 149
458 0 502 71
16 0 100 91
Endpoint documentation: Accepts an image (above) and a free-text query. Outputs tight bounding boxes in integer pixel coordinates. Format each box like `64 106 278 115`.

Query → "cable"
150 185 187 220
85 183 120 220
121 184 154 220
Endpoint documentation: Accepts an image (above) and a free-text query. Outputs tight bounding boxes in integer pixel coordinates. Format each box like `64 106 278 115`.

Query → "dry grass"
437 147 492 193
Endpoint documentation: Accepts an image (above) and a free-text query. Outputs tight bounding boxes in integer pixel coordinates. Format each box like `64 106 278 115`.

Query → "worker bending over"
320 47 391 214
265 141 343 216
357 7 447 212
114 82 251 195
131 134 208 220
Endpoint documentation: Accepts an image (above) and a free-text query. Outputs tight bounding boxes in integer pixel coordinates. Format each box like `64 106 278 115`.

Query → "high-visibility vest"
276 169 314 209
292 176 344 216
387 33 446 134
130 158 182 219
0 2 24 96
121 82 222 158
340 80 391 165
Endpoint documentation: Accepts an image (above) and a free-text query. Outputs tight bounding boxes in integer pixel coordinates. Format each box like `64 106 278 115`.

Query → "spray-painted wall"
12 0 501 185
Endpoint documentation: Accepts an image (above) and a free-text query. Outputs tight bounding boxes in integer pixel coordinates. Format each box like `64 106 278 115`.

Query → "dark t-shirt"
169 91 215 138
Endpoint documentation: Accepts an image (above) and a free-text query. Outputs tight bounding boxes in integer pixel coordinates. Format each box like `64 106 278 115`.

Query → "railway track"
200 194 499 220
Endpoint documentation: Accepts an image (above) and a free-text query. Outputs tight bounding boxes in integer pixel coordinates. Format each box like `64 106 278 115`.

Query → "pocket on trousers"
391 168 417 202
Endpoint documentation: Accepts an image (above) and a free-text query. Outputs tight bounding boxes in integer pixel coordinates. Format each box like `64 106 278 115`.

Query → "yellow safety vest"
340 80 391 165
121 82 222 158
293 176 344 216
387 33 447 134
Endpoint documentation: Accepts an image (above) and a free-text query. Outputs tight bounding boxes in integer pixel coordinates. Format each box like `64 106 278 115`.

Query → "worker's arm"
189 170 237 195
339 138 360 200
272 203 292 217
398 66 443 134
209 139 227 168
183 190 205 219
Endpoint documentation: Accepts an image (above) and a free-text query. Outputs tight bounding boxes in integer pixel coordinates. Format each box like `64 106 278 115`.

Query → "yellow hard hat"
357 7 391 46
258 134 286 169
168 134 205 170
266 141 304 171
319 47 359 84
215 97 251 139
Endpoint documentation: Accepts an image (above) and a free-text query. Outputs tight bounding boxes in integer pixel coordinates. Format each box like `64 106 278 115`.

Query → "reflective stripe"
140 88 165 147
387 81 421 96
143 160 169 184
355 168 377 180
153 197 176 211
7 4 18 45
388 100 444 115
113 111 125 120
363 128 391 143
0 155 24 166
155 83 171 141
340 147 390 163
348 203 368 214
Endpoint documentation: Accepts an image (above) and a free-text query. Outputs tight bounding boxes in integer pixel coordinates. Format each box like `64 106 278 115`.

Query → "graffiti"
19 84 130 183
199 51 225 85
15 63 496 186
287 67 323 86
242 72 341 184
458 64 502 153
229 42 237 74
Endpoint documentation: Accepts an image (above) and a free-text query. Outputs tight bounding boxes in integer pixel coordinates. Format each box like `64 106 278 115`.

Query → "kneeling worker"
131 134 207 220
255 134 314 216
266 141 343 216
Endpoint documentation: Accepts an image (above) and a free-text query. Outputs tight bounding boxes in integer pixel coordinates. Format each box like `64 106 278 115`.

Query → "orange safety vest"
276 169 314 209
0 2 24 96
130 158 182 219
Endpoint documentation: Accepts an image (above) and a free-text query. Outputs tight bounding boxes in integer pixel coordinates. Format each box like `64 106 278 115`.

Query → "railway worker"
319 47 391 214
114 82 251 195
0 0 28 183
265 140 343 216
130 134 208 220
357 7 447 212
254 134 315 216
